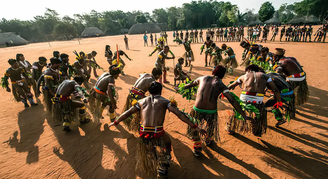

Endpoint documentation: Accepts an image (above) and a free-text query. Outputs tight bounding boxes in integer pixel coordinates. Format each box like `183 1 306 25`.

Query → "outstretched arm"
149 47 159 56
123 52 132 61
109 106 139 127
168 106 206 135
184 78 199 89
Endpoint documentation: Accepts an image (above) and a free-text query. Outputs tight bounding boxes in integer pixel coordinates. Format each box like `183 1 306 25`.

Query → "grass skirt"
228 103 267 136
183 50 195 61
88 89 108 124
222 56 238 69
122 94 142 132
289 79 309 106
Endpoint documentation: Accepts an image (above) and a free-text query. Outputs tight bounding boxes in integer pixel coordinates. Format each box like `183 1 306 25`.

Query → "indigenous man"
185 30 189 40
174 58 190 86
59 53 73 80
174 37 194 67
17 54 36 95
181 66 248 156
219 28 224 41
194 29 199 43
112 50 132 75
240 40 251 62
109 82 206 177
265 72 295 127
1 59 37 107
42 57 62 112
149 38 165 56
227 65 282 136
305 25 313 42
210 43 223 67
52 76 90 132
200 36 213 67
286 25 293 41
190 29 194 42
274 48 309 106
86 51 99 78
270 25 279 41
260 25 269 43
32 57 47 84
105 45 113 65
73 51 90 86
221 44 238 74
122 68 163 131
199 29 203 42
280 25 286 42
124 35 129 50
155 46 175 84
301 25 307 42
88 65 121 123
180 30 184 40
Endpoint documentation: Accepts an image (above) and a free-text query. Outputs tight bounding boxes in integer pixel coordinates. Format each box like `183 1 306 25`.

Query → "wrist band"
114 121 118 125
192 124 198 129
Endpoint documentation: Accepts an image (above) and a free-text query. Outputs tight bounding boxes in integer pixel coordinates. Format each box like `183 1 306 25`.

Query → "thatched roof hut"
81 27 105 38
288 15 320 25
249 19 263 26
265 17 281 25
128 23 161 35
0 32 28 47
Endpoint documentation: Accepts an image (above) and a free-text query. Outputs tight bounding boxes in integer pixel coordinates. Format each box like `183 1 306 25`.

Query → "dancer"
305 25 313 42
280 25 286 42
174 37 194 67
174 58 190 86
52 76 90 131
210 43 223 67
112 49 132 75
1 59 37 107
155 46 175 84
200 36 213 67
270 25 279 41
221 44 238 74
86 51 99 78
88 65 121 123
59 53 73 80
181 66 248 155
227 65 282 136
17 54 36 95
32 57 47 83
109 82 206 177
121 68 162 132
274 48 309 105
105 45 113 65
73 51 90 85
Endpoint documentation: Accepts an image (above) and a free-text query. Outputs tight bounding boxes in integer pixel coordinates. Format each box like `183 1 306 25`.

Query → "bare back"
56 80 78 96
133 73 155 92
279 57 303 76
194 76 228 110
239 72 269 93
95 75 115 92
138 95 170 127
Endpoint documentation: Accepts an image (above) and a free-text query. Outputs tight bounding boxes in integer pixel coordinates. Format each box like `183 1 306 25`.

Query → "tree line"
0 0 326 42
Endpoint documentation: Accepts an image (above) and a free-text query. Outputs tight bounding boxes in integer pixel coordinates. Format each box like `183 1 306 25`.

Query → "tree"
293 0 328 21
258 2 275 22
135 14 147 23
152 8 168 23
277 3 295 24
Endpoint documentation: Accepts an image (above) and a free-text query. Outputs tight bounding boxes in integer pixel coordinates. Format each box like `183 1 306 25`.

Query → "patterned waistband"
11 79 24 84
94 86 106 96
287 72 305 78
55 94 71 101
130 87 146 98
139 125 165 139
241 91 264 97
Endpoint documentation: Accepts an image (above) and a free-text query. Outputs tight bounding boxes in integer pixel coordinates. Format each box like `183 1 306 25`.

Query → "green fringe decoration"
68 65 75 76
1 76 9 89
177 78 198 100
249 57 274 73
229 92 260 121
76 86 90 98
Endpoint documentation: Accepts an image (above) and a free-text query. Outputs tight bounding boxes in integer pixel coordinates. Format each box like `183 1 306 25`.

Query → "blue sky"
1 0 302 20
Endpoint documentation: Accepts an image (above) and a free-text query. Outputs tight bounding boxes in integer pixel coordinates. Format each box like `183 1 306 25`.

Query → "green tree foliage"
135 14 148 23
293 0 328 20
258 2 275 22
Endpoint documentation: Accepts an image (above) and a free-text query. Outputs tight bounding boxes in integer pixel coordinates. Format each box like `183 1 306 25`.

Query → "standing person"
219 28 224 41
124 35 129 50
215 28 220 41
150 33 154 46
305 25 313 42
164 31 168 45
252 27 259 43
190 29 194 43
73 52 90 85
52 77 90 131
258 25 262 40
227 65 282 136
210 43 223 67
286 25 293 41
185 30 189 40
17 54 35 94
1 59 38 108
174 37 194 67
180 66 248 155
200 36 213 67
105 45 113 65
194 29 199 43
301 25 307 42
32 57 47 84
260 25 269 43
109 82 206 178
143 33 148 47
322 24 328 43
121 68 163 132
155 46 175 84
173 31 176 40
280 25 286 42
88 65 121 123
176 31 180 41
270 25 279 41
155 34 158 46
224 28 228 41
112 50 132 75
59 54 73 80
180 30 184 40
199 29 204 42
86 51 99 78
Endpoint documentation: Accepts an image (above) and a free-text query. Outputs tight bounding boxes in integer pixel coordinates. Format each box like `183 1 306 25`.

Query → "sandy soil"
0 26 327 179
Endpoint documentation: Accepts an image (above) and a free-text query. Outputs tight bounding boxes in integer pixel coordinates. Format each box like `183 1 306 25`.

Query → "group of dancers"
1 30 309 178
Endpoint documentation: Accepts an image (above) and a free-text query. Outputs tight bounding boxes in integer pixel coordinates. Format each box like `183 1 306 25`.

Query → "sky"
1 0 303 21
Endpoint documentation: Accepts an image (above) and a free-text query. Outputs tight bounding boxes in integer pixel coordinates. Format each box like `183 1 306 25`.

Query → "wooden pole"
46 35 51 47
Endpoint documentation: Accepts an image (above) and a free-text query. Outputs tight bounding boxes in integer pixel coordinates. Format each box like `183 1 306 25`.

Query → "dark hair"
60 53 68 59
16 53 23 60
261 47 269 53
74 76 84 84
79 51 85 57
178 57 184 62
105 45 110 51
109 64 121 75
211 43 216 48
164 45 169 49
245 65 260 72
149 82 162 95
53 51 60 58
8 59 17 65
152 68 162 76
50 57 62 65
39 57 47 62
212 65 226 79
92 51 97 55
